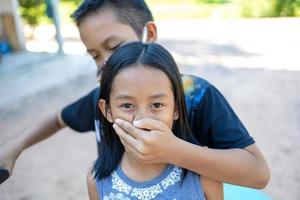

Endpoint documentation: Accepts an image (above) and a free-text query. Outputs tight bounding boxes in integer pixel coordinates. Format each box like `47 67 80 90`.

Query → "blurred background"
0 0 299 199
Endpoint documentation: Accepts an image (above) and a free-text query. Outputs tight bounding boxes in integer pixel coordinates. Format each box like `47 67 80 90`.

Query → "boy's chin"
97 75 102 83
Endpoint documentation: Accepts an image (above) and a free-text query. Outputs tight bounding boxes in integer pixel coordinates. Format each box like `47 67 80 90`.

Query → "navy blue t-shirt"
61 75 254 149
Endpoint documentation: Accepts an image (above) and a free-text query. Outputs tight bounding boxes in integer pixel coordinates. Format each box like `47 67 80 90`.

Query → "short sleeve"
183 75 255 149
61 87 100 132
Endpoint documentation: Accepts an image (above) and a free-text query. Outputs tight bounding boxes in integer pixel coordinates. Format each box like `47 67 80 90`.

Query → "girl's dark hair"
93 42 196 180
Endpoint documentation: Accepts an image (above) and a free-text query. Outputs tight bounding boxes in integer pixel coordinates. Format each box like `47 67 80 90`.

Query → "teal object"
224 184 271 200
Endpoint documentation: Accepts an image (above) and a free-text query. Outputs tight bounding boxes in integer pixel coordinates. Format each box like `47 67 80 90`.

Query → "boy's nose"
103 52 113 64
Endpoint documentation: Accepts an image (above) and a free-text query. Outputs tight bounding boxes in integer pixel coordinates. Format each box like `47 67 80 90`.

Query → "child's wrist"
166 136 184 166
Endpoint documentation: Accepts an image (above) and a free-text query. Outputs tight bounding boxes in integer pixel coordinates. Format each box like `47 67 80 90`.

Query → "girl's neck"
121 152 167 182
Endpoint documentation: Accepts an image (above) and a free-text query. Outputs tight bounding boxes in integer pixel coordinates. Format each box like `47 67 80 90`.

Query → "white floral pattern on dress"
103 192 130 200
131 184 162 200
112 171 132 195
111 166 182 200
161 167 182 189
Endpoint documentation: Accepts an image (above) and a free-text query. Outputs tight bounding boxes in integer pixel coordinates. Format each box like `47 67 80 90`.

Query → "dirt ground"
1 60 299 200
0 18 299 200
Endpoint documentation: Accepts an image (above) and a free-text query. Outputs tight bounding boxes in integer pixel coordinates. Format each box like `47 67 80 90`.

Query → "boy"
0 0 269 188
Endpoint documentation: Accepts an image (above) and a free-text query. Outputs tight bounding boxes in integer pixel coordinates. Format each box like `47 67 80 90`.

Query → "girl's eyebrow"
115 93 169 100
115 95 135 100
148 93 168 99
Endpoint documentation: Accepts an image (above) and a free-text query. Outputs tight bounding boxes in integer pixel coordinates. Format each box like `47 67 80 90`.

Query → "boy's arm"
0 87 99 180
170 138 270 189
113 118 270 189
0 111 65 177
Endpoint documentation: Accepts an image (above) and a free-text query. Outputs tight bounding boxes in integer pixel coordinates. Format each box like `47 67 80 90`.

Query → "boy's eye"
111 44 120 50
152 103 164 109
109 43 123 50
92 55 100 61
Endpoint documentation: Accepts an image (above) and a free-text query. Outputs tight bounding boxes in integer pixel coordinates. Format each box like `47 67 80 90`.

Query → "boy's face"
78 9 140 81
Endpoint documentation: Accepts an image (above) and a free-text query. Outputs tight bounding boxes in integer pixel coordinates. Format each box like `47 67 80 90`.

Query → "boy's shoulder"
90 86 101 105
61 86 100 132
181 74 212 107
181 74 211 95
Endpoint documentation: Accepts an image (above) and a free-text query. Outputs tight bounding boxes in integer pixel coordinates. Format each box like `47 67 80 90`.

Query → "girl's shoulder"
87 171 100 200
200 175 224 200
184 170 224 200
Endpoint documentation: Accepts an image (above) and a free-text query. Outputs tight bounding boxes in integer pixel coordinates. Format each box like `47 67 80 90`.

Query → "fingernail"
133 120 139 126
115 118 122 124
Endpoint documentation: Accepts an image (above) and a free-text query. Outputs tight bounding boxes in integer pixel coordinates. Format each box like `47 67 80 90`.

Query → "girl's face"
99 65 178 129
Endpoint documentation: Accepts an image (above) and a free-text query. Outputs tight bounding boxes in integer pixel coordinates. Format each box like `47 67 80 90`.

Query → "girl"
87 42 223 200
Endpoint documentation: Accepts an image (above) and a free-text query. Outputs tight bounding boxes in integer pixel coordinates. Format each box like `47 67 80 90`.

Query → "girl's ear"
174 106 179 121
98 99 113 123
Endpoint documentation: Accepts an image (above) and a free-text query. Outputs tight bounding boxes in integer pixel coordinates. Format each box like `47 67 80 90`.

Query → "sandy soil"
0 74 98 200
1 63 299 200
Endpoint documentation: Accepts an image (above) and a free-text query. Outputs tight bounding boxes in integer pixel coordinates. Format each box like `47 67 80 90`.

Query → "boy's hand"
113 118 179 164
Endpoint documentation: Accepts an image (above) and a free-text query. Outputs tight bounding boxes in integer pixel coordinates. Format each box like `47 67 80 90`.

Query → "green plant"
269 0 300 16
61 0 81 5
239 0 271 17
197 0 230 3
19 0 46 27
239 0 300 17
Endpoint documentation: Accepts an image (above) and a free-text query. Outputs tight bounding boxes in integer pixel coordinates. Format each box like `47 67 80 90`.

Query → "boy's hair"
93 42 198 180
71 0 154 38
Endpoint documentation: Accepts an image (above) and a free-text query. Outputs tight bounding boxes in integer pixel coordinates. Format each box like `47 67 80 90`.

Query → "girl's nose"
133 109 148 122
132 110 152 131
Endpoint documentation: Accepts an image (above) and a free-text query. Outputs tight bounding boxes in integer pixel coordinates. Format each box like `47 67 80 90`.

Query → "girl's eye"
120 103 135 110
152 103 164 109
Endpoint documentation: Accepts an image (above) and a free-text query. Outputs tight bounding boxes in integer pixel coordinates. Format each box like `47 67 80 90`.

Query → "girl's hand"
113 118 179 164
